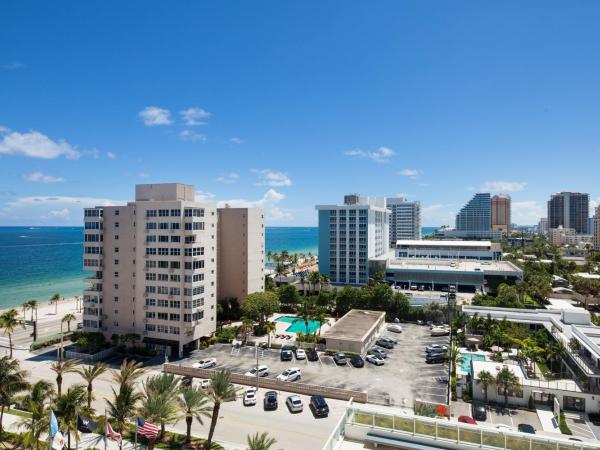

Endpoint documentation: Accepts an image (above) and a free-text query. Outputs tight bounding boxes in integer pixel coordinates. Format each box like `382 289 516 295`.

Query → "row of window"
145 312 181 321
145 273 181 282
145 286 181 295
145 298 204 308
146 222 180 230
145 248 182 256
145 324 180 334
84 234 103 242
84 246 103 254
146 209 181 217
146 235 180 243
84 209 103 217
85 222 102 230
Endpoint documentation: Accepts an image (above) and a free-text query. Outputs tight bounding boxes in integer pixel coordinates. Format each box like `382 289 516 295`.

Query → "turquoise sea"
0 225 438 309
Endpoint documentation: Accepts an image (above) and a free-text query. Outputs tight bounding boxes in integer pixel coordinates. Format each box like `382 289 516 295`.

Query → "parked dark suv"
280 349 293 361
472 404 487 421
350 355 364 368
307 348 319 361
309 395 329 417
264 391 278 411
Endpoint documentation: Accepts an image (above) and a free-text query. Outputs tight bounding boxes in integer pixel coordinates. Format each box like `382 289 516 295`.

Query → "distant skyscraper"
594 206 600 251
456 193 491 232
491 195 511 234
316 195 389 285
387 197 421 243
547 192 589 234
538 218 549 235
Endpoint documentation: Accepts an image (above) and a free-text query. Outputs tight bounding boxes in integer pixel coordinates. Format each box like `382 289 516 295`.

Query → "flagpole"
104 409 107 450
134 418 138 450
48 409 53 449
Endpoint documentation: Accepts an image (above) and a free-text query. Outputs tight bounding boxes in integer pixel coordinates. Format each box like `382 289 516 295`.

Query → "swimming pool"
275 316 321 334
459 353 486 375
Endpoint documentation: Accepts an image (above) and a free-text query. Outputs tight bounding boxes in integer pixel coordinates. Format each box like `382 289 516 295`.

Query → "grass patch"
559 412 573 435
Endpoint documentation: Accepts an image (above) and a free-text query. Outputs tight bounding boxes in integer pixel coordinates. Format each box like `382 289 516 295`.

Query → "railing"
342 405 600 450
65 347 114 363
163 364 368 403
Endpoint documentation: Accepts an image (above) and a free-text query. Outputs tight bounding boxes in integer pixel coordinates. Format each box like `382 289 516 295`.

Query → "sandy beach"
1 295 82 321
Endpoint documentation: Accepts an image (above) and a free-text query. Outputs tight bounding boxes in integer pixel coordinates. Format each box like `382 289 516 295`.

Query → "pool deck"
268 313 334 344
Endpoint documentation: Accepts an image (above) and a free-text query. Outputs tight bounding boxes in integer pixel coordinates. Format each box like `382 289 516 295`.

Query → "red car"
458 416 477 425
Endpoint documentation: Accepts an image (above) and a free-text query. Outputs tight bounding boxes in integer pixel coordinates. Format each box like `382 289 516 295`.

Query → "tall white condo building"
386 197 421 243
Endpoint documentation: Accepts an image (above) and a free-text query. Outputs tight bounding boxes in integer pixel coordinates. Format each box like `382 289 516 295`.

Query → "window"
146 312 155 319
157 325 168 333
184 260 204 270
159 235 169 242
159 222 169 230
146 222 157 230
157 312 168 320
145 298 156 306
114 272 119 277
145 248 156 255
114 296 119 302
145 324 156 332
146 210 157 217
114 222 119 228
114 284 119 289
114 259 119 265
184 247 204 257
170 222 180 230
170 236 180 243
170 248 180 256
158 299 168 307
159 209 169 217
170 313 180 321
158 248 169 256
145 273 156 281
158 274 168 282
146 235 156 243
169 326 180 335
169 300 181 308
115 210 120 216
184 208 204 217
170 209 181 217
115 247 119 253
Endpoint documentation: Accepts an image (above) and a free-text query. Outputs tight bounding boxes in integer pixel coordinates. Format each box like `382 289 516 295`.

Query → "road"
16 348 346 450
0 311 82 350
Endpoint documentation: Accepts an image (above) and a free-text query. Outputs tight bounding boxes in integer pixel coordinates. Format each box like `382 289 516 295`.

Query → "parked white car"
430 327 450 337
277 368 302 382
365 354 385 366
192 358 217 369
295 349 306 360
244 365 269 377
387 325 403 333
243 387 258 406
286 395 304 412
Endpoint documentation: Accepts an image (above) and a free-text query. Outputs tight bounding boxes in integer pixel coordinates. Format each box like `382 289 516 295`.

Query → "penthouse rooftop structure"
394 239 502 260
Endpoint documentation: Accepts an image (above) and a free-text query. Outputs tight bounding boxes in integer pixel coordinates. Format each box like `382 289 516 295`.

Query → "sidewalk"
2 411 143 449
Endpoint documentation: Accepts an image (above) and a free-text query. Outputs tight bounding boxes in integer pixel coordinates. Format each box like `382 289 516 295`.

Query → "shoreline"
0 295 81 320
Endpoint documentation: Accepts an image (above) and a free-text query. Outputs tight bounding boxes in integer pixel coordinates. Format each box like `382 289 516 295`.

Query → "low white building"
471 360 598 414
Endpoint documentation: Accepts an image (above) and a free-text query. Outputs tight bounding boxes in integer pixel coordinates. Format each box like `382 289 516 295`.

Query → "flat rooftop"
395 240 494 248
322 309 385 341
386 258 522 275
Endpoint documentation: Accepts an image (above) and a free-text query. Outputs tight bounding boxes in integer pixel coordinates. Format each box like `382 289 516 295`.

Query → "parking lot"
184 322 450 408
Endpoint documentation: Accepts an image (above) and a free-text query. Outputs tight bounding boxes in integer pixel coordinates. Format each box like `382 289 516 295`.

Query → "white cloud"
82 148 100 159
216 172 239 184
218 189 291 222
0 126 10 133
421 203 456 227
0 130 80 159
398 169 423 179
179 130 206 142
8 195 123 208
180 107 211 126
42 208 70 219
512 201 545 225
139 106 173 126
253 169 292 187
138 172 150 178
480 181 528 192
345 146 395 163
107 152 117 159
229 137 243 144
195 191 216 202
22 172 65 184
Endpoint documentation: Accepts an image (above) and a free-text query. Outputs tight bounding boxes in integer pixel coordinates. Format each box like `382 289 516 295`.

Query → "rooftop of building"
322 309 385 342
135 183 196 202
384 258 522 275
395 239 495 248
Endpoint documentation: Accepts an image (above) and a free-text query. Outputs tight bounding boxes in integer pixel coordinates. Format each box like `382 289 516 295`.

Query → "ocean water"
0 225 437 309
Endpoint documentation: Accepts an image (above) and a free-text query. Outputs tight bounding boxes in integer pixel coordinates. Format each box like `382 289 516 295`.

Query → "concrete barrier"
163 363 368 403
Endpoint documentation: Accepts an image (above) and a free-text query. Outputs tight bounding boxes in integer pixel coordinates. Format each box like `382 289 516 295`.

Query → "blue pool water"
275 315 321 334
459 353 486 375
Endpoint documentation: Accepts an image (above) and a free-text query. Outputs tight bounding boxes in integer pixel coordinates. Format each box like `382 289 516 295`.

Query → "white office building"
316 195 389 285
386 197 421 243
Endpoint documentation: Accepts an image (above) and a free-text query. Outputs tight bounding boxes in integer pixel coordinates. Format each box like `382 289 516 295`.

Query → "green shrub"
559 412 573 435
29 332 75 351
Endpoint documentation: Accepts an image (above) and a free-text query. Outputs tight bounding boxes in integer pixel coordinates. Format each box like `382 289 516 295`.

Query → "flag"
50 410 59 437
106 421 122 442
77 415 97 433
136 417 159 439
52 431 65 450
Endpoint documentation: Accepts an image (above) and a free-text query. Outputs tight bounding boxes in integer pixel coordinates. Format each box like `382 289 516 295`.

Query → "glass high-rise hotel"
455 193 492 232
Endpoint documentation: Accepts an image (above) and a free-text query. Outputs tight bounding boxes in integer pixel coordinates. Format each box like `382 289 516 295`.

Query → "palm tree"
205 370 240 450
247 432 278 450
476 370 495 404
308 271 321 295
263 321 276 347
239 317 254 345
62 313 76 332
298 297 316 335
50 293 60 315
54 384 89 449
179 386 211 444
140 373 181 438
75 363 108 408
0 309 22 358
275 262 285 284
0 356 29 433
312 308 328 336
50 358 80 397
107 382 142 438
17 380 54 450
21 302 30 320
299 275 307 296
113 358 145 387
496 366 521 408
27 300 39 321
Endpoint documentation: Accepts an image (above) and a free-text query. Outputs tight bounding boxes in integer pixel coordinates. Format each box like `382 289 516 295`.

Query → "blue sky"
1 1 599 227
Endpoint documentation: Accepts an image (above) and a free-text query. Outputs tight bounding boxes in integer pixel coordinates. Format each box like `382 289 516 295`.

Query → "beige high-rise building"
594 206 600 251
217 207 265 301
491 194 511 234
83 183 220 357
